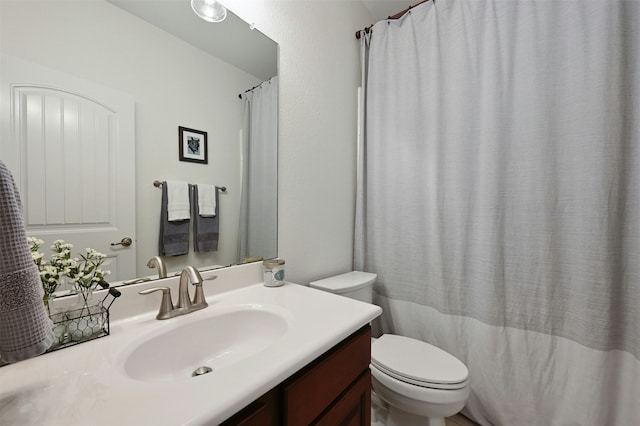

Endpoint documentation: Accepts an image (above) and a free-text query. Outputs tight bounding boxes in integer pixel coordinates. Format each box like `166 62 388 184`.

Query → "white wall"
223 0 375 284
0 1 262 277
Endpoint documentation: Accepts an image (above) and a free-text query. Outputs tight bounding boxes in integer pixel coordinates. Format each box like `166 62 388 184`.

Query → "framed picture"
178 126 208 164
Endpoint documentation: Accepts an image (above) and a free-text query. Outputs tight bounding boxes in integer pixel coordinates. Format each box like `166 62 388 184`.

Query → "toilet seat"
371 364 470 416
371 334 469 390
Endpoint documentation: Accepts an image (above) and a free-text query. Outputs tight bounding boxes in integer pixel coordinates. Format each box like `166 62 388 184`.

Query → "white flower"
27 237 44 247
27 237 110 297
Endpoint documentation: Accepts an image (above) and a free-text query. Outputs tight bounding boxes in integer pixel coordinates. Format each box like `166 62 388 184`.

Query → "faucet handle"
193 275 218 307
192 275 217 306
139 287 174 320
123 277 152 285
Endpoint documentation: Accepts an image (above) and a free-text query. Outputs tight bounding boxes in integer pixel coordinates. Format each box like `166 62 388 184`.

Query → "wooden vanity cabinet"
221 325 371 426
220 390 280 426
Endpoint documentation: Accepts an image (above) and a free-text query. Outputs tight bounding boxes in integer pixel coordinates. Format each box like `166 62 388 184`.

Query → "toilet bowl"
309 272 470 426
371 334 469 426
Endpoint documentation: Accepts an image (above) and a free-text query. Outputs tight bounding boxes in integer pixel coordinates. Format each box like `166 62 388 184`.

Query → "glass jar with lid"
263 258 285 287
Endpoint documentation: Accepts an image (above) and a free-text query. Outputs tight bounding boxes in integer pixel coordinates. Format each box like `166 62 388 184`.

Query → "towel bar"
153 180 226 192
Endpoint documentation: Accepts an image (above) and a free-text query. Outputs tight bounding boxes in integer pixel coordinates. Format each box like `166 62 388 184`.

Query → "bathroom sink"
119 306 289 382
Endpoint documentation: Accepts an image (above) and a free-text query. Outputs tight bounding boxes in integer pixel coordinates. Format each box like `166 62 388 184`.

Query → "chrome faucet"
139 266 216 320
146 256 167 279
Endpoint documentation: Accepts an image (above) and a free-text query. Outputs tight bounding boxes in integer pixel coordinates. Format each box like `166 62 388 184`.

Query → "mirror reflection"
0 0 278 290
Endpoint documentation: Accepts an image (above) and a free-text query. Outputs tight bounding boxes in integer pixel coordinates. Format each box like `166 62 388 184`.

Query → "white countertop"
0 265 381 425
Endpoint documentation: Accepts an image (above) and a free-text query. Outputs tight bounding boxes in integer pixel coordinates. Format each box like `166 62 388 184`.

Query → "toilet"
309 271 470 426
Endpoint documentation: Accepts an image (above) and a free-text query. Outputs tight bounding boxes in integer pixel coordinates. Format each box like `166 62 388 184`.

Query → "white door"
0 54 136 283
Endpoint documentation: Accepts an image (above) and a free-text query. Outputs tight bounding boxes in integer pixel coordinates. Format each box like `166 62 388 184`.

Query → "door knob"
111 237 133 247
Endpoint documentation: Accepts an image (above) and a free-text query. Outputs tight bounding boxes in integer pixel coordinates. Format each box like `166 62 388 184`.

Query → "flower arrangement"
27 238 110 311
67 247 110 308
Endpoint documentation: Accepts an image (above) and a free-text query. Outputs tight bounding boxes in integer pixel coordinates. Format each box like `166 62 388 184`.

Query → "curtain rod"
238 79 272 99
355 0 431 39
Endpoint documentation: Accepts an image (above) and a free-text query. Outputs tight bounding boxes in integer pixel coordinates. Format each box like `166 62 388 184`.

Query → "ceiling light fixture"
191 0 227 23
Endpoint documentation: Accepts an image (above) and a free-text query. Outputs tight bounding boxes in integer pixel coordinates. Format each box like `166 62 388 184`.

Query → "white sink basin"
119 305 289 382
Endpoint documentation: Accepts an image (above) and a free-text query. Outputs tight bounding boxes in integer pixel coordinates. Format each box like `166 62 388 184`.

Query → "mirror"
0 0 278 288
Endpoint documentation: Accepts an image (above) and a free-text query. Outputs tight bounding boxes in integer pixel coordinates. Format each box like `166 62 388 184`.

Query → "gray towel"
192 185 219 252
158 181 190 256
0 161 54 363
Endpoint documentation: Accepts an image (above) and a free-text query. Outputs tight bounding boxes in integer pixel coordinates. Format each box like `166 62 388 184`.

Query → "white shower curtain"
237 77 278 263
354 1 639 425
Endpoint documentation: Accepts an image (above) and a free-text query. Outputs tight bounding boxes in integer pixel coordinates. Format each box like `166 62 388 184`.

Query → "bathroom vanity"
0 263 381 425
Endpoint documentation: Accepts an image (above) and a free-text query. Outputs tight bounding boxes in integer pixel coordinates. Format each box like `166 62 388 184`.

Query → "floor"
445 413 480 426
372 411 479 426
371 394 480 426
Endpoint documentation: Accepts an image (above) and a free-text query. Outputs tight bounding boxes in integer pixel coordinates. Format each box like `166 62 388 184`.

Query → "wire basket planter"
0 282 121 368
47 282 121 352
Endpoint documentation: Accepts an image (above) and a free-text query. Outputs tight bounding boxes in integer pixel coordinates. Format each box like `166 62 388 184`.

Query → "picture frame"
178 126 208 164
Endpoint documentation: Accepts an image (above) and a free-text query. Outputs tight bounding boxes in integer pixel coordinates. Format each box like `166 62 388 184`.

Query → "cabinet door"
313 371 371 426
283 326 371 425
220 388 280 426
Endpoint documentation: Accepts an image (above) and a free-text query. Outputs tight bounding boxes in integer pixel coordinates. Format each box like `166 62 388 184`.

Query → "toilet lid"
309 271 377 294
371 335 468 388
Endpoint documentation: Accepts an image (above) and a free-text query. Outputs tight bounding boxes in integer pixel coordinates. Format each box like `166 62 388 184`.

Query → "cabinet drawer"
283 326 371 425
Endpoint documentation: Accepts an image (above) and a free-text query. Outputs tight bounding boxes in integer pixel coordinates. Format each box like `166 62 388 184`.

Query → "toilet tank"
309 271 377 303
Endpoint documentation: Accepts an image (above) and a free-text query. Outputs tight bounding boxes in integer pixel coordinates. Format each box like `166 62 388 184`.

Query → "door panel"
1 54 136 282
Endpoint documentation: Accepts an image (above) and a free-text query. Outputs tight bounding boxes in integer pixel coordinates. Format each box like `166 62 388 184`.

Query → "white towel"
166 180 190 221
197 184 217 217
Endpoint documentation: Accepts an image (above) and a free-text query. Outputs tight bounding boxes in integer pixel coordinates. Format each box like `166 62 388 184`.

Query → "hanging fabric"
0 161 54 362
355 1 639 424
237 77 279 263
354 31 370 271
